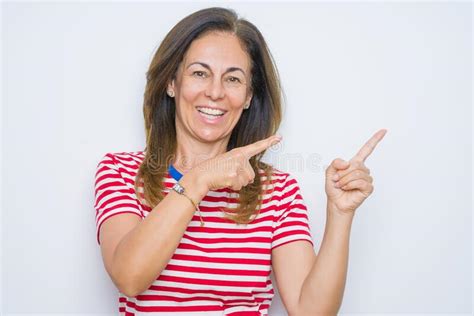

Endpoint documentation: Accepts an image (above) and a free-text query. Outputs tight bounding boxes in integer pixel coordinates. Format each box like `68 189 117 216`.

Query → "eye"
192 71 207 78
227 76 242 83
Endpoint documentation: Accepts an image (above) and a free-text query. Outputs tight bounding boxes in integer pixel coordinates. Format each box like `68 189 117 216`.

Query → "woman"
94 7 386 315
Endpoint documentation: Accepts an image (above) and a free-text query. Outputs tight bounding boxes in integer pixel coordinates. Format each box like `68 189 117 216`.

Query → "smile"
195 106 227 123
196 106 226 119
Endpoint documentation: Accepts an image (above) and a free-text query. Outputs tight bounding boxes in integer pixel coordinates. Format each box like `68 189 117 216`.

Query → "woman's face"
168 31 253 145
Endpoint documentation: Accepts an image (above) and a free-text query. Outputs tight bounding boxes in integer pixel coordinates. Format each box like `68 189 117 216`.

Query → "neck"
173 130 230 175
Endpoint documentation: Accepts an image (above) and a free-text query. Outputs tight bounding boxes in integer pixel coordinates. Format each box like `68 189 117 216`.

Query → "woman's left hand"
325 129 387 216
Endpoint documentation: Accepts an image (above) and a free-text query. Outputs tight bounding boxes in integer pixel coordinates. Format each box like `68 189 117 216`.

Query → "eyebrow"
186 61 246 76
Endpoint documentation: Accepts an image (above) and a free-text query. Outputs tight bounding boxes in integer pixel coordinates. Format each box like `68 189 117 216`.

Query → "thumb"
326 158 350 177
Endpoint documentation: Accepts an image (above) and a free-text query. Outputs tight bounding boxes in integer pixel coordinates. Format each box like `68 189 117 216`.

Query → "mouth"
196 106 227 120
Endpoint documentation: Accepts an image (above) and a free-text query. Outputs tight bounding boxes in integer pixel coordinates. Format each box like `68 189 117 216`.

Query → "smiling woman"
169 31 254 151
93 6 385 316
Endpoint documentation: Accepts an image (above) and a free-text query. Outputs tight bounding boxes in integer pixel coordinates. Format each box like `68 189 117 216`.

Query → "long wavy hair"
134 7 283 224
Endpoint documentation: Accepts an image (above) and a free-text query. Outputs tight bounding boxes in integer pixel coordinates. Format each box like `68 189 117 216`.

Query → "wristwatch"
172 182 186 195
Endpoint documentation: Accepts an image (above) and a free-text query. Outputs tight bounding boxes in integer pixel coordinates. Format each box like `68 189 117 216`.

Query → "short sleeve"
93 153 143 245
271 173 314 250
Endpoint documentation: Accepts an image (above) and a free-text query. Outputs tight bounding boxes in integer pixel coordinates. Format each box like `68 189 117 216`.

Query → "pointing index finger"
241 135 282 159
352 129 387 162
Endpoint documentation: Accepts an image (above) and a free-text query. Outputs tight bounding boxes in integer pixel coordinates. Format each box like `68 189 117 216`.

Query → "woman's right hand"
192 135 282 192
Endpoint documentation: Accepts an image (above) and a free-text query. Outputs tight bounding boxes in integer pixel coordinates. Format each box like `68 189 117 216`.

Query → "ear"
245 90 253 108
167 79 175 94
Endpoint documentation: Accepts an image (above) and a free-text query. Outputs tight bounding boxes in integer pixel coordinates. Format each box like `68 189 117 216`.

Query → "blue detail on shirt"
168 164 183 181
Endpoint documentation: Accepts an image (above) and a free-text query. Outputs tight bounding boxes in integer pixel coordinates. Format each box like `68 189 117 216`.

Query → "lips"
196 106 227 116
195 106 227 124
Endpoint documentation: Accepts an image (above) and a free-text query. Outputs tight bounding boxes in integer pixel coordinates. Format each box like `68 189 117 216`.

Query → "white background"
2 1 472 315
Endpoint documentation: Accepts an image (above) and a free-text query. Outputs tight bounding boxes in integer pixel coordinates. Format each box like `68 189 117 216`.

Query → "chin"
196 131 229 144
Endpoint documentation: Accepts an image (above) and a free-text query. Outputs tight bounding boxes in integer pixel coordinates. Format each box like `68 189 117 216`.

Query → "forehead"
182 32 251 71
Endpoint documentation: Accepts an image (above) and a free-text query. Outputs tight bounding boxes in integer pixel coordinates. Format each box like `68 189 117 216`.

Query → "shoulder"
258 165 297 182
95 151 146 182
257 165 301 194
96 151 146 168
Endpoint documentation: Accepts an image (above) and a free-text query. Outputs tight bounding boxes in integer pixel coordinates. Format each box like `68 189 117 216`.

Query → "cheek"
227 89 249 109
179 78 205 101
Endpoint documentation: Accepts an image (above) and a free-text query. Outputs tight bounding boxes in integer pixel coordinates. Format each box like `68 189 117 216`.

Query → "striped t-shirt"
94 151 314 315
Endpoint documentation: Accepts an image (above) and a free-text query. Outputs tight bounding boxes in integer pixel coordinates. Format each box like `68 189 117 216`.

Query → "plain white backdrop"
2 1 472 315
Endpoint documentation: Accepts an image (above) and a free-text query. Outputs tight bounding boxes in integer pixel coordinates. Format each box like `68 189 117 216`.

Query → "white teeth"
197 107 225 116
200 112 220 120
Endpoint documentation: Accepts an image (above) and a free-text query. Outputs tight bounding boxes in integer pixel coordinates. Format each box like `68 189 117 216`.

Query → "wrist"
327 201 355 220
179 169 209 202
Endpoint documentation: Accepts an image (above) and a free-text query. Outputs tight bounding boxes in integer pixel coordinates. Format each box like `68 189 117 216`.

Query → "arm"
271 203 353 316
297 203 354 315
274 129 386 315
105 171 208 297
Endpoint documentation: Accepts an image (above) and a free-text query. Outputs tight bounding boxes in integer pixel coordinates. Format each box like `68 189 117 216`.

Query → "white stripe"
275 222 311 236
223 305 260 314
132 299 224 307
272 234 312 248
96 207 141 227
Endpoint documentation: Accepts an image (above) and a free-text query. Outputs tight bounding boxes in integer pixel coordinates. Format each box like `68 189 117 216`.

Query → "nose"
205 77 225 100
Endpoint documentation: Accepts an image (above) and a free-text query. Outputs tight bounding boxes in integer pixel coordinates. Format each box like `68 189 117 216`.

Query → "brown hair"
135 7 283 224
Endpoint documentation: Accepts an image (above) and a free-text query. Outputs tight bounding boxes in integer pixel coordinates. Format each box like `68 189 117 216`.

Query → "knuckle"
232 148 245 158
231 185 241 191
249 169 256 180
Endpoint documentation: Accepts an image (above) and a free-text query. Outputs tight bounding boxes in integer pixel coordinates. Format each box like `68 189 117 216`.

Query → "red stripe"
272 238 314 250
227 312 261 316
135 294 266 305
164 263 270 277
182 233 271 245
186 225 273 234
96 201 141 223
127 300 223 312
146 285 263 297
171 254 270 266
158 275 267 288
177 243 271 255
